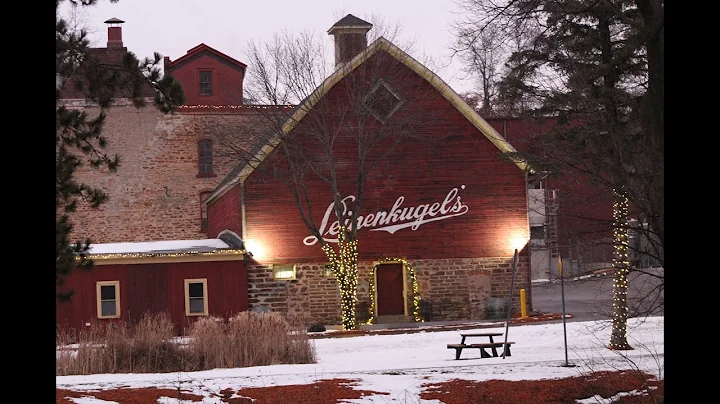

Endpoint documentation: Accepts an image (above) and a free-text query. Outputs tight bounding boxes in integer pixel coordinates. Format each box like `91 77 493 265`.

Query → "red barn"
56 235 248 335
204 15 535 326
164 43 247 106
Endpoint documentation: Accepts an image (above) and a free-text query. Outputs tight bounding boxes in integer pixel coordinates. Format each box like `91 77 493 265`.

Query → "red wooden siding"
57 265 129 331
166 51 245 106
233 51 529 264
166 261 249 333
485 117 615 251
547 172 614 256
56 260 248 335
207 184 243 238
127 263 168 319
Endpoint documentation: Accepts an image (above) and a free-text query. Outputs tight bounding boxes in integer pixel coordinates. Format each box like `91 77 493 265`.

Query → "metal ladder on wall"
545 189 560 277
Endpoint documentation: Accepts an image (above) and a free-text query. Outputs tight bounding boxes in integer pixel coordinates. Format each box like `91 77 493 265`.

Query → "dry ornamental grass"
56 312 316 375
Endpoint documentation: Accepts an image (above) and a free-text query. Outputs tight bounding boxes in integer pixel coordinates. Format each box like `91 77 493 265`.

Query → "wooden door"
376 263 404 315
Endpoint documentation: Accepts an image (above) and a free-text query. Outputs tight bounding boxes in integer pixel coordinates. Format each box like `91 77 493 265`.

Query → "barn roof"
87 239 230 254
206 36 531 206
82 238 246 265
165 43 247 71
327 14 373 33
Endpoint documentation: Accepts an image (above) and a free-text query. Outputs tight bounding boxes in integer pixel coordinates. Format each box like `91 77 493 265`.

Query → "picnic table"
446 332 515 360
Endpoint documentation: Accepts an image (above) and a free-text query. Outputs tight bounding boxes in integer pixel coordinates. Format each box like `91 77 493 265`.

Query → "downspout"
523 168 533 313
240 180 247 240
240 179 252 268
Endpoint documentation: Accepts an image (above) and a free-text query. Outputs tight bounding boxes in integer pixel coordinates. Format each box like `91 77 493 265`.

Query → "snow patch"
87 239 231 255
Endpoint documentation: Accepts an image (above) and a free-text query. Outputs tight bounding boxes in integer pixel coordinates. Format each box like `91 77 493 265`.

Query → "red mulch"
420 370 663 404
56 379 388 404
510 313 566 323
56 371 663 404
226 378 389 403
56 387 206 404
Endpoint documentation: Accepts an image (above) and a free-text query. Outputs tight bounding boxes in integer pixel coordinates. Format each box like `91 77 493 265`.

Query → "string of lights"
366 257 422 325
322 227 359 330
609 188 632 350
176 105 293 110
79 249 246 261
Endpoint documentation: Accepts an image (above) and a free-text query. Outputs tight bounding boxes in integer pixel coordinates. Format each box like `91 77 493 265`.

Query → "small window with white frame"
273 264 296 280
185 278 208 316
96 281 120 319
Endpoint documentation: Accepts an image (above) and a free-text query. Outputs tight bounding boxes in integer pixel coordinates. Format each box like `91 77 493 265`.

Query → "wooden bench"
447 342 515 360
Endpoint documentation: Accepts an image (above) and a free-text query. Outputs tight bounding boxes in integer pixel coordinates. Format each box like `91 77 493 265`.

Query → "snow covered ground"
56 316 664 403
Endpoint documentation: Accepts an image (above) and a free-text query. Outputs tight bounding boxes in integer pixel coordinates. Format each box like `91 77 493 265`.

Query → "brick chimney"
163 56 172 74
327 14 373 69
104 17 125 49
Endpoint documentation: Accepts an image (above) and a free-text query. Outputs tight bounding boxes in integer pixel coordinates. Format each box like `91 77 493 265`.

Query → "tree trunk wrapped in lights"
322 227 359 330
609 188 632 350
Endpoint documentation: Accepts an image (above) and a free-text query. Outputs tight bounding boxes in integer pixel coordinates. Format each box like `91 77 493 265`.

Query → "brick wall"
245 255 531 326
69 106 257 243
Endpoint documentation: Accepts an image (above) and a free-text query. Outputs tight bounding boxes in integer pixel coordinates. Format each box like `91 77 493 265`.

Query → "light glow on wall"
244 239 265 259
509 234 529 252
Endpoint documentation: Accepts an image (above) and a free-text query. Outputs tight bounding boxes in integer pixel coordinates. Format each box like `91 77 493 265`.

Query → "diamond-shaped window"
363 80 404 123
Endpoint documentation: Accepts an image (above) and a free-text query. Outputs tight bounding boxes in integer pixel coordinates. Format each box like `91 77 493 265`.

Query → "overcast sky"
58 0 478 94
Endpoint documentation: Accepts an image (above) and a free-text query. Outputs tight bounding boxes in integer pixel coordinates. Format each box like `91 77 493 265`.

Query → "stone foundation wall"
246 255 532 326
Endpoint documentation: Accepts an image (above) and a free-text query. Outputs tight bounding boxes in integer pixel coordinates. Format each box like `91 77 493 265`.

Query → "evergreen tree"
454 0 663 349
56 0 184 301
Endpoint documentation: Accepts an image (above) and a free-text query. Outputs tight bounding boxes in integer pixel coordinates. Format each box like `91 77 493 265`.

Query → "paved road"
530 268 664 323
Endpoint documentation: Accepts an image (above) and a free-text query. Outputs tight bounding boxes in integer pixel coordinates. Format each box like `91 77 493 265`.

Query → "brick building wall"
69 106 259 243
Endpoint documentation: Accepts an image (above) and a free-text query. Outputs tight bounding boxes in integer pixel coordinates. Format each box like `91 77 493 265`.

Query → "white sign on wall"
303 185 469 246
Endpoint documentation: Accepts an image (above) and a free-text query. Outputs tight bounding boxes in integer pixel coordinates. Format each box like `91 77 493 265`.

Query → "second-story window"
198 139 213 176
199 71 213 96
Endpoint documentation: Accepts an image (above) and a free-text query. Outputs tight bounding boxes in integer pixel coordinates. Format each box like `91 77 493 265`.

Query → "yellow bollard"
520 289 527 318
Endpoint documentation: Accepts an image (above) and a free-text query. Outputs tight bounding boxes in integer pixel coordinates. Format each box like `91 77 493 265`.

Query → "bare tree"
450 0 542 115
452 23 504 114
217 29 436 330
62 1 99 45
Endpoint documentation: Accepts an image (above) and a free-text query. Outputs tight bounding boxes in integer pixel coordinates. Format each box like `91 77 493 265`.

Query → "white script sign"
303 185 468 246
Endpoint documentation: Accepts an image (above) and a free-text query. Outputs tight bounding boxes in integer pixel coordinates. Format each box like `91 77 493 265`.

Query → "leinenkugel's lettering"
303 185 468 246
